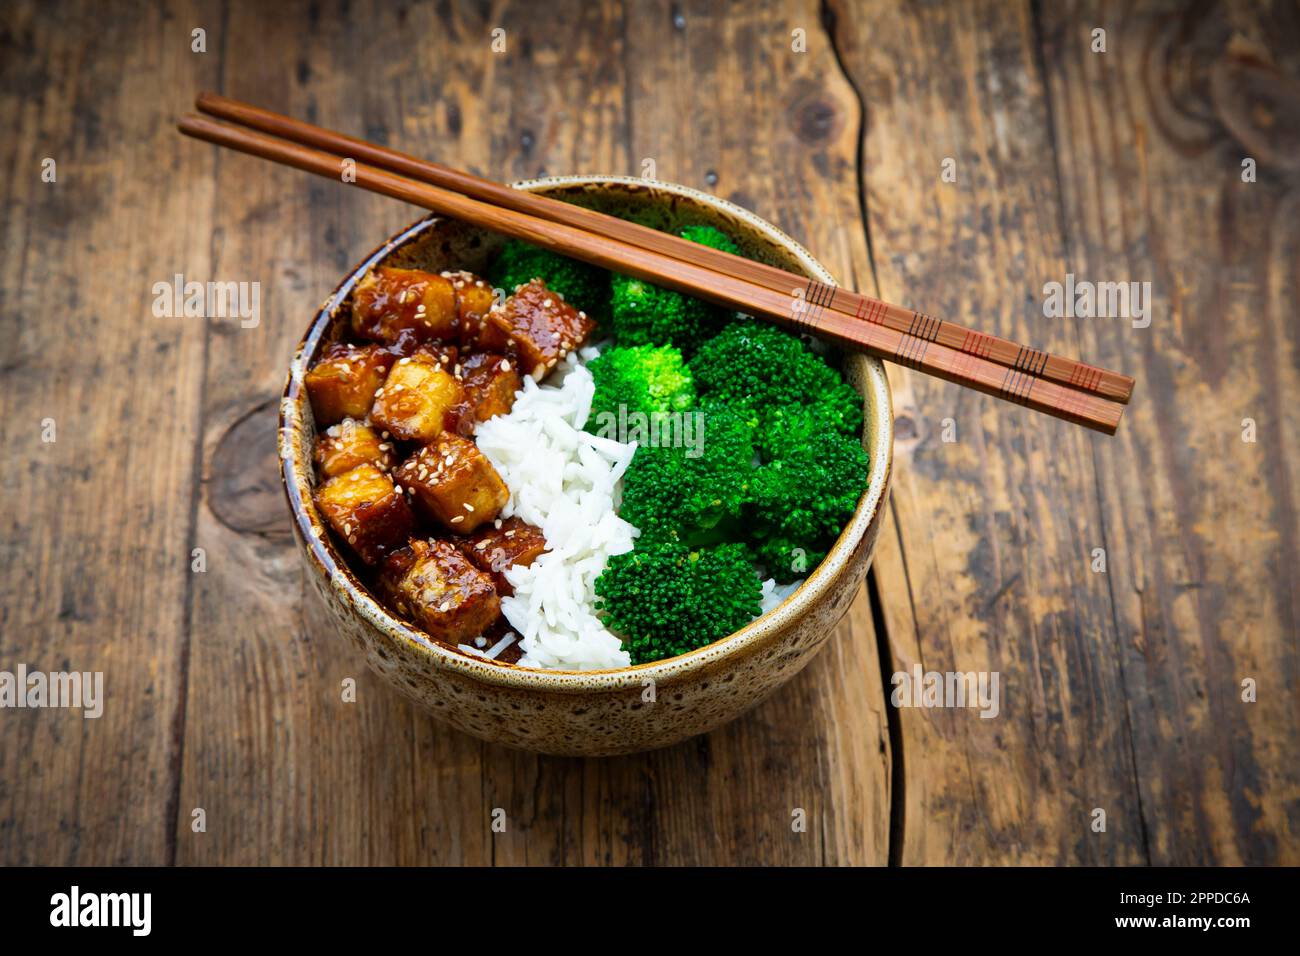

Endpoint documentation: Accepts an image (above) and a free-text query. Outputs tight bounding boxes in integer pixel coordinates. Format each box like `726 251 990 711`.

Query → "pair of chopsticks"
179 93 1132 434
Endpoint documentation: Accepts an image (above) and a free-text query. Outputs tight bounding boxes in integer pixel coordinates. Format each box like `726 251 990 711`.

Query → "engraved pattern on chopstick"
910 311 942 342
1067 362 1103 393
895 332 929 370
960 328 995 359
1000 367 1035 406
801 279 835 332
851 294 887 325
1013 345 1050 378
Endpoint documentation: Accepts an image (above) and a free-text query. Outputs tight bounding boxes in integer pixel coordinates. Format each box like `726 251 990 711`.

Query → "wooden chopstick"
176 112 1126 434
196 92 1134 406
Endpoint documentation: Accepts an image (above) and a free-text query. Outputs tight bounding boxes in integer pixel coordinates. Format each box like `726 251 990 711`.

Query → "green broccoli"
750 536 825 583
608 276 726 355
586 345 695 431
689 320 854 411
488 239 608 317
617 402 757 544
755 382 862 461
677 224 742 256
594 540 763 664
607 225 741 354
747 431 870 582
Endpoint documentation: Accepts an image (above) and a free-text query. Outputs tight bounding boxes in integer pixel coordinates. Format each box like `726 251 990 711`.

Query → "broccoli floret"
618 402 757 543
586 345 695 431
608 276 728 355
488 239 608 317
756 382 862 461
607 225 741 354
751 536 825 582
594 540 763 664
677 224 741 256
689 320 854 410
747 431 870 582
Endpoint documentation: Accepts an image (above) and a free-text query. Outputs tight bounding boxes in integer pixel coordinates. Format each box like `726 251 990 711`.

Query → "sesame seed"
463 503 474 512
451 515 464 524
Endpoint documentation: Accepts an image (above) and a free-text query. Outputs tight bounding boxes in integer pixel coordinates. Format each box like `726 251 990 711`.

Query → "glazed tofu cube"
304 342 397 426
313 418 396 478
351 266 459 344
369 354 465 443
485 279 596 378
314 463 413 565
458 352 522 423
443 270 498 349
409 341 458 369
471 303 511 355
458 516 547 595
379 539 500 645
392 433 508 533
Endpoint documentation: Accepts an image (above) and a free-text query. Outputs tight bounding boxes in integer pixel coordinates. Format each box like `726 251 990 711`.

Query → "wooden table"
2 0 1296 866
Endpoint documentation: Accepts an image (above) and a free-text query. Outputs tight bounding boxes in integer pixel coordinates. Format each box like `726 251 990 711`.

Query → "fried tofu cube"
379 539 500 645
392 433 508 533
410 341 458 369
314 463 413 565
458 516 547 595
369 354 465 443
458 352 522 423
351 266 459 344
313 418 396 478
443 270 499 349
485 279 596 378
304 342 397 426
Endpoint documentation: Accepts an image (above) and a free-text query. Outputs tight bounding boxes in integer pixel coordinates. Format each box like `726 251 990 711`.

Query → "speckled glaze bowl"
279 176 893 756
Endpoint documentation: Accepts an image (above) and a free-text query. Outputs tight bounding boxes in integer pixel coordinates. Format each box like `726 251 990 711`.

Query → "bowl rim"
279 174 893 692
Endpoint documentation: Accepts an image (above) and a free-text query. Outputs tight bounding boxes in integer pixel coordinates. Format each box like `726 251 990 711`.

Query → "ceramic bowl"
279 176 893 756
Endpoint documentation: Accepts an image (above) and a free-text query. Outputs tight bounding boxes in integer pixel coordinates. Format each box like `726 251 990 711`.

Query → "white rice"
759 577 804 614
475 352 639 669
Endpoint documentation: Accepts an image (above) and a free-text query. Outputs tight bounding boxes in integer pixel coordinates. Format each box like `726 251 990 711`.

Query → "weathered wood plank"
1037 0 1300 864
0 0 217 864
828 0 1148 864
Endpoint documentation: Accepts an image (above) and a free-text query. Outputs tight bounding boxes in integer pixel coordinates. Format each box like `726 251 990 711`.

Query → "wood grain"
827 0 1299 864
828 0 1149 864
1 0 1293 867
1037 0 1300 864
0 0 217 863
